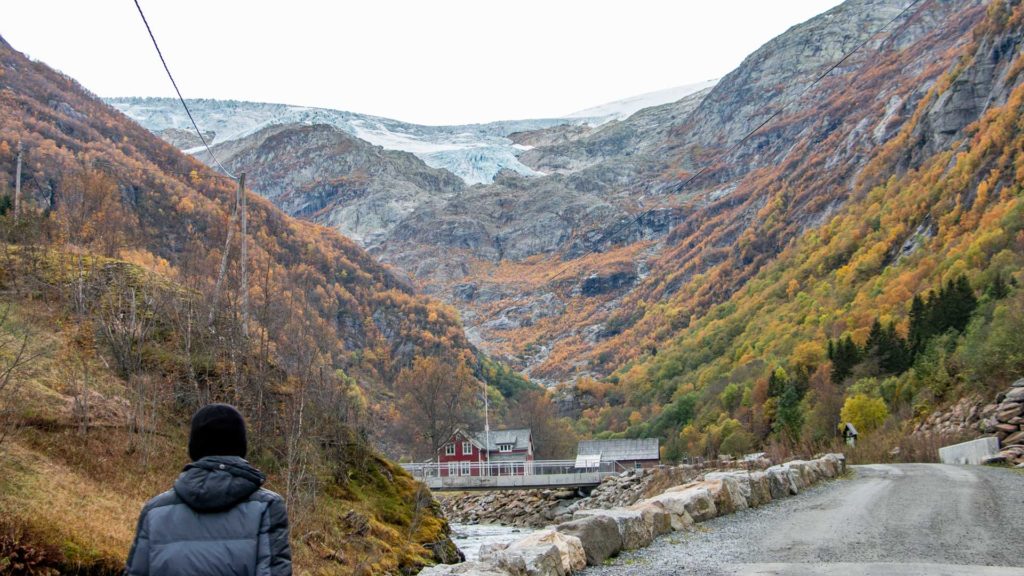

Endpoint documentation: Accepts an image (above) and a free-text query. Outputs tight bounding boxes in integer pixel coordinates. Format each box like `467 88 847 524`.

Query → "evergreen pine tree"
768 368 787 398
830 335 861 385
879 321 910 373
775 383 804 442
928 284 950 335
866 318 884 353
949 275 977 333
908 293 927 356
986 272 1010 300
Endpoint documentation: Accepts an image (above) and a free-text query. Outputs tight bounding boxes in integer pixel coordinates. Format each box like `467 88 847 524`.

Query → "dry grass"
0 440 150 571
761 428 977 466
0 307 448 576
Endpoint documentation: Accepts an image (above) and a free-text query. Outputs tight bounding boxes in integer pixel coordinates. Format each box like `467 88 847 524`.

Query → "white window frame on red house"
447 462 457 476
460 461 471 476
498 443 513 453
462 441 472 455
445 443 455 456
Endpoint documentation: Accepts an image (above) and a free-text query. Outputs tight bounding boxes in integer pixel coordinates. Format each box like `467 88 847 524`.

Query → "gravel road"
584 464 1024 576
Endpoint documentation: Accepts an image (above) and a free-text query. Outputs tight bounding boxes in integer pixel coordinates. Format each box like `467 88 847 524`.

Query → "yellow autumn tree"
840 394 889 434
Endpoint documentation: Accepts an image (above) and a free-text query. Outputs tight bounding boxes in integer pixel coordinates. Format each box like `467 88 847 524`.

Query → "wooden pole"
208 176 241 328
239 173 249 337
14 141 22 220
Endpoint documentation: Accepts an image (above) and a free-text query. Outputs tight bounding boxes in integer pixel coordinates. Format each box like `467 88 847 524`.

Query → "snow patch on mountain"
565 79 719 123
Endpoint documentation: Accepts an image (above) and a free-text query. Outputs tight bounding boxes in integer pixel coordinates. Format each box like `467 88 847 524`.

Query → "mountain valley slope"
104 0 1024 459
149 0 993 388
0 34 477 574
8 0 1024 572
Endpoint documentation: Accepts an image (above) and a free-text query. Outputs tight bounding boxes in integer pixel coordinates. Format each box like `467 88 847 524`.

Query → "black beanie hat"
188 403 248 461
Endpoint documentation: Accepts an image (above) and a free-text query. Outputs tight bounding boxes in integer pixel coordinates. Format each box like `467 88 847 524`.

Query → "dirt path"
584 464 1024 576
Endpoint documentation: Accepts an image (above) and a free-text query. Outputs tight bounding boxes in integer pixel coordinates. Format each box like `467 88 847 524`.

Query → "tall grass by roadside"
758 428 975 466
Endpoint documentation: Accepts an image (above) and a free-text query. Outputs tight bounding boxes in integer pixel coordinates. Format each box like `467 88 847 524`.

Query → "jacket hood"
173 455 266 512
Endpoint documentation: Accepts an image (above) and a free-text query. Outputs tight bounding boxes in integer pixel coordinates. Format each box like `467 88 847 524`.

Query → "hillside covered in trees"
0 32 527 573
577 0 1024 460
104 0 1024 468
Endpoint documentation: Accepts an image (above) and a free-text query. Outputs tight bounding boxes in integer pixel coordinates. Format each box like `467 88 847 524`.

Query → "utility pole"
483 380 490 477
239 173 249 337
14 140 22 220
208 177 241 328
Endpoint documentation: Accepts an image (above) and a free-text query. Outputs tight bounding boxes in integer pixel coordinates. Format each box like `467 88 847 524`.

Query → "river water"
449 523 536 561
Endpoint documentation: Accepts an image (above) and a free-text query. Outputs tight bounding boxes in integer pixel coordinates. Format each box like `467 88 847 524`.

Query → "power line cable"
541 0 924 286
132 0 237 180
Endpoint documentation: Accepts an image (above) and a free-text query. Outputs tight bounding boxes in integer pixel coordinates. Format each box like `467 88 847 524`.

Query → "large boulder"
479 546 554 576
1005 387 1024 403
765 466 799 498
702 473 749 514
661 483 719 522
489 545 561 576
626 501 673 537
785 467 802 493
812 458 831 479
815 456 838 478
782 461 814 488
1003 430 1024 445
474 547 528 576
502 529 586 575
556 515 623 566
744 471 773 507
822 453 846 475
573 508 654 550
640 492 696 531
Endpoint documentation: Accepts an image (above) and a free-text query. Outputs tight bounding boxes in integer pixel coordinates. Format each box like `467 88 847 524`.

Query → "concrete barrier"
939 436 1000 465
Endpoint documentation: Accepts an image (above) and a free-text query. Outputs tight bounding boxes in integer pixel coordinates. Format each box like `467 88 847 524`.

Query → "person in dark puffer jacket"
125 403 292 576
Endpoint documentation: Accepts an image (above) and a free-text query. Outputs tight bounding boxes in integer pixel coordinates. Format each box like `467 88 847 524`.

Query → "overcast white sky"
3 1 843 125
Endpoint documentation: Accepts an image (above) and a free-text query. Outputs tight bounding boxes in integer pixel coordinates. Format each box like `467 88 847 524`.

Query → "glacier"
106 80 719 185
108 97 577 184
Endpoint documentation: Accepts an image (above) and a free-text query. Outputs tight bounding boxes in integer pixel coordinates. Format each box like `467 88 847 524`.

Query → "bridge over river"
400 460 623 491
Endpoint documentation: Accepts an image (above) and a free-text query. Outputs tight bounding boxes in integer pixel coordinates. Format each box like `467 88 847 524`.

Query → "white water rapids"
449 523 536 561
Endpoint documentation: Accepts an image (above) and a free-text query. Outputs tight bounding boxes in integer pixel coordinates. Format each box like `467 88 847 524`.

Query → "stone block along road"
584 464 1024 575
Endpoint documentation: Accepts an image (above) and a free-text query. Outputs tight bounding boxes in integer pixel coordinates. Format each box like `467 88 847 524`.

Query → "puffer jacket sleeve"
124 505 151 576
257 492 292 576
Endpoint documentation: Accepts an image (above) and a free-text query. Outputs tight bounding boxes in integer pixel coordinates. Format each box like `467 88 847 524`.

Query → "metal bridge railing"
399 459 621 490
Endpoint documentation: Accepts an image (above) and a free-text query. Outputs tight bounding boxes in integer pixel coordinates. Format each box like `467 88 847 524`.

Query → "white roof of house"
577 438 660 462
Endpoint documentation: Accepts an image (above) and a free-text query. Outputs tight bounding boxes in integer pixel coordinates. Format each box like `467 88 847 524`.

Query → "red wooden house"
437 428 534 477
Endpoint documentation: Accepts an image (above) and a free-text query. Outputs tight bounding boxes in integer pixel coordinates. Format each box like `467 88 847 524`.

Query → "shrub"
840 394 889 433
